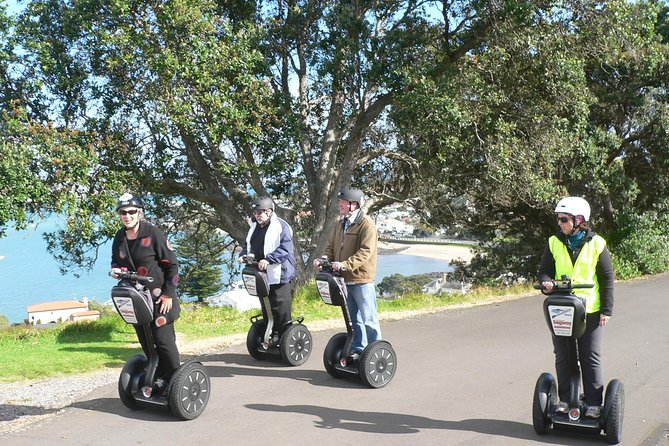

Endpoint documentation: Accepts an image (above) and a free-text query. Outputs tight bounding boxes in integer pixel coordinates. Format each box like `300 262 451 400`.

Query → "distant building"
377 217 415 235
206 281 261 312
421 275 472 295
27 297 100 325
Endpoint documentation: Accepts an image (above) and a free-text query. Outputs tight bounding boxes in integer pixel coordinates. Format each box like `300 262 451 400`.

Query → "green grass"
0 282 533 383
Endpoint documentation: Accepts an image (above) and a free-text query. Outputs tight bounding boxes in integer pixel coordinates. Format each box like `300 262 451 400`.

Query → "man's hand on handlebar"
110 267 124 279
331 261 344 272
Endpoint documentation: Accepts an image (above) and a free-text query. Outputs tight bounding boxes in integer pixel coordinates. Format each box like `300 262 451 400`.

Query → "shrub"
607 211 669 280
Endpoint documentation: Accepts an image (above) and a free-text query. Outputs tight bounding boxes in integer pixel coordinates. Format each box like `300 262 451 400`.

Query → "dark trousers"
552 312 604 406
135 322 181 380
262 281 293 334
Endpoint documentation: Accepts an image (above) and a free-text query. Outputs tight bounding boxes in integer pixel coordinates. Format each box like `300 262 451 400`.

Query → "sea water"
0 220 452 324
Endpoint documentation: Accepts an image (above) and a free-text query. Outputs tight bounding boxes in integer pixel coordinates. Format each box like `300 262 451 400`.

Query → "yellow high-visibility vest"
548 234 606 313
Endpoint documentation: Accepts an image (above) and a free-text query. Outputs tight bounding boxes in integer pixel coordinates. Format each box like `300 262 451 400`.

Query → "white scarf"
245 214 283 284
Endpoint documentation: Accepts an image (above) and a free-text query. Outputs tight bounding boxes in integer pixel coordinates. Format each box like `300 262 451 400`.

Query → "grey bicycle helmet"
337 187 364 205
251 196 275 211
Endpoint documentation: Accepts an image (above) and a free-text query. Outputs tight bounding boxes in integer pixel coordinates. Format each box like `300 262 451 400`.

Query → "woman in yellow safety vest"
538 196 615 419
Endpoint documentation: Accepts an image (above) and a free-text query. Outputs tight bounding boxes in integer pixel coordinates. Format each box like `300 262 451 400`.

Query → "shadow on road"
246 403 608 444
70 398 176 423
0 404 55 422
203 353 363 389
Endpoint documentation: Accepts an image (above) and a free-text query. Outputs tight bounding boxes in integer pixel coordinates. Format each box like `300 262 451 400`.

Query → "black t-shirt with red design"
111 221 180 321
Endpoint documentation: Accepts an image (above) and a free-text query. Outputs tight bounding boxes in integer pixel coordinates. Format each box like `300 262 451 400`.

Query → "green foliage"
378 273 440 297
1 0 669 288
176 223 236 302
607 211 669 280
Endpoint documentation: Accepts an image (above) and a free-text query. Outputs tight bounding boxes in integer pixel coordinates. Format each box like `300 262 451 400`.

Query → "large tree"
6 0 536 282
393 0 669 281
3 0 668 284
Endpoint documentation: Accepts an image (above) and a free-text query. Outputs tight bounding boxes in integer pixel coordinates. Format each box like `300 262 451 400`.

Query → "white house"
27 297 100 325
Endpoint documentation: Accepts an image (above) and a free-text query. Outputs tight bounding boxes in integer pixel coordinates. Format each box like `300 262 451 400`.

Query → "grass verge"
0 282 532 383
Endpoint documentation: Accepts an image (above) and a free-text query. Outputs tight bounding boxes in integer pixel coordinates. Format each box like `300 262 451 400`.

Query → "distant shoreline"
378 241 474 263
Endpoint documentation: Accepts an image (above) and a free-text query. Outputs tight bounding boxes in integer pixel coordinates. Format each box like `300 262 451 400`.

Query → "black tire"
323 333 348 378
118 354 148 411
359 341 397 388
604 380 625 444
246 320 271 360
168 362 211 420
532 372 557 435
280 324 312 366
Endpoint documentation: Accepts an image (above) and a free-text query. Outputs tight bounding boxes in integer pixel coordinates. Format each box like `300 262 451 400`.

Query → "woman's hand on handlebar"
331 261 345 272
110 267 124 279
541 280 555 293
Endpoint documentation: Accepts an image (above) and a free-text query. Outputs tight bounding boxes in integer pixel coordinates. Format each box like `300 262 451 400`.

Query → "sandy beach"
378 240 475 263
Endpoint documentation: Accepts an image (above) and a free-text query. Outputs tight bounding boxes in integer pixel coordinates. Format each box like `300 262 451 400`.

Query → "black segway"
315 256 397 388
241 254 312 366
532 275 624 444
111 271 210 420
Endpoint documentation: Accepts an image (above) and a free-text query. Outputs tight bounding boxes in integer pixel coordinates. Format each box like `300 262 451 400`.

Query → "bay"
0 221 452 324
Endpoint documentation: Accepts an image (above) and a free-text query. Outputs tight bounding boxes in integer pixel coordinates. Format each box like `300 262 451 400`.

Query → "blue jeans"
346 282 382 353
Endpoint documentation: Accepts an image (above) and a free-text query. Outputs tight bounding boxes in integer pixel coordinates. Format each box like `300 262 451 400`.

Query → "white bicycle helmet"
554 197 590 221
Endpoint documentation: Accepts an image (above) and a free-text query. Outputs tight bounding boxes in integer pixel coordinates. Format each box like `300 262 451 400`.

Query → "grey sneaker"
585 405 602 418
555 401 569 413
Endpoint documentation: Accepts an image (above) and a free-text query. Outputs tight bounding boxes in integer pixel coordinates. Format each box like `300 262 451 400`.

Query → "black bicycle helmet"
337 187 364 204
116 193 144 211
251 196 275 211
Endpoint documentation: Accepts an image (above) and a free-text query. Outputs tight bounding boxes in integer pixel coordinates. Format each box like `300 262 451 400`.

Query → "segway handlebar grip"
242 253 257 265
533 281 594 291
112 270 154 284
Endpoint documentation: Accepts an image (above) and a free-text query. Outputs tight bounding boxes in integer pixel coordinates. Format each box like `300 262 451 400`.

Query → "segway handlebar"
110 270 154 284
241 253 258 265
317 256 346 273
534 275 594 292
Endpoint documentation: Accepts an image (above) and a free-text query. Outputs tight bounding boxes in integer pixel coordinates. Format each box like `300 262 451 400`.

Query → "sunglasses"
119 209 139 216
252 209 268 215
557 216 571 224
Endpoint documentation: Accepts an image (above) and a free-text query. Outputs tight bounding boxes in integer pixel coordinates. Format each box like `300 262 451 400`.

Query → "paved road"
2 274 668 445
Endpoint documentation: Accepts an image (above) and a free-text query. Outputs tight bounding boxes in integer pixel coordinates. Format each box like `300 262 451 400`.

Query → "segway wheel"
246 320 271 360
604 380 625 444
359 340 396 389
168 361 211 420
323 333 348 378
532 372 557 434
280 324 312 366
118 354 148 410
